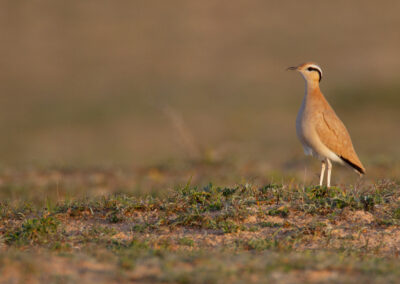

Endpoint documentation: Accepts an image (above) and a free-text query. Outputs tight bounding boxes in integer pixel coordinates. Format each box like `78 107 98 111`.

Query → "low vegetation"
0 168 399 283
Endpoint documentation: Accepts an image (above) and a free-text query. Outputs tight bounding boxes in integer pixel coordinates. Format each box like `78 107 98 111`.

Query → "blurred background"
0 1 399 189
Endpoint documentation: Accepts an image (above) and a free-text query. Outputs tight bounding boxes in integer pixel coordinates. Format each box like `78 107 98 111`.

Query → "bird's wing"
315 106 366 174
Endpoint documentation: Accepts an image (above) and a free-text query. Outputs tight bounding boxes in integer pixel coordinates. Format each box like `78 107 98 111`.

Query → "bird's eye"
307 67 313 71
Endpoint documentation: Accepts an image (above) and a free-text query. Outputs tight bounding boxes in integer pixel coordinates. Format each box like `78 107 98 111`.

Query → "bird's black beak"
286 66 298 71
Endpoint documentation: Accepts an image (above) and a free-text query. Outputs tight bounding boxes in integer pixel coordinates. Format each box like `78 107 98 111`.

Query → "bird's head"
287 62 323 84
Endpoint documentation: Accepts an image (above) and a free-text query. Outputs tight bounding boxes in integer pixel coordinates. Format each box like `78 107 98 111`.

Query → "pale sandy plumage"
289 62 365 187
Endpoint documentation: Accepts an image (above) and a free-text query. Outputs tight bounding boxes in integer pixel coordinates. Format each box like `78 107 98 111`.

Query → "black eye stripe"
307 67 322 82
307 67 319 72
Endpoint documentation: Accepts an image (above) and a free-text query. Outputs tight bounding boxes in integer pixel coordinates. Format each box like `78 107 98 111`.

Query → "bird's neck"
304 80 321 99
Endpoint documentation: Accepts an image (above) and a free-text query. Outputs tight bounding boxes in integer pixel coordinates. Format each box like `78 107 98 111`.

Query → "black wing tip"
340 156 366 175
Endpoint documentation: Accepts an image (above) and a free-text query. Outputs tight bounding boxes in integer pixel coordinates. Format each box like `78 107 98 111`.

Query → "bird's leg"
326 159 332 187
319 160 326 186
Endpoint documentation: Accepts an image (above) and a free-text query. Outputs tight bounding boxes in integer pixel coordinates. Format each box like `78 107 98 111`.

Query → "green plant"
6 216 61 245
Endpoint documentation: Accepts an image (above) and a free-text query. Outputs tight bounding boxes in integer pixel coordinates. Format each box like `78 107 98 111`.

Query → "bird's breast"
296 100 311 140
296 100 321 154
296 103 310 146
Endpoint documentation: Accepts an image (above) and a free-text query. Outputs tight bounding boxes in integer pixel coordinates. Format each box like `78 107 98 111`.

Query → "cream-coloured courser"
288 62 365 187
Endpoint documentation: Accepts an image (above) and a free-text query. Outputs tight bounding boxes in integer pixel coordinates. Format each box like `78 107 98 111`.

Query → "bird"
288 62 365 187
